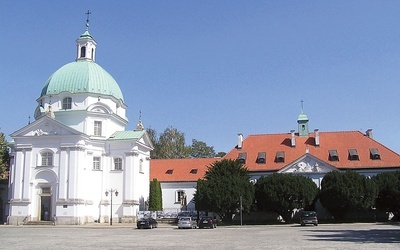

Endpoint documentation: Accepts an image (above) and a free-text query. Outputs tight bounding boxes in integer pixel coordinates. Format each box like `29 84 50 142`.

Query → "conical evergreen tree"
148 178 163 211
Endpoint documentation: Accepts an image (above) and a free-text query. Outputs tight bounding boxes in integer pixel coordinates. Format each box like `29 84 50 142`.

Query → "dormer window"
348 149 359 161
238 153 247 164
257 152 266 164
370 148 381 160
275 151 285 163
329 150 339 161
62 97 72 110
80 46 86 58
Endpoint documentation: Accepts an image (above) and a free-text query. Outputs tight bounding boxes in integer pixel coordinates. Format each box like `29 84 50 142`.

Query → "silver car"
177 217 197 229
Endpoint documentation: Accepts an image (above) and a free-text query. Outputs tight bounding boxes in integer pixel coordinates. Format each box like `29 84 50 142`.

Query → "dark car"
198 216 216 229
299 211 318 226
137 217 158 229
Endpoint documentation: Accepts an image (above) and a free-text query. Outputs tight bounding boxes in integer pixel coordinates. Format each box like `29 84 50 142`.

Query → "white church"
7 22 153 225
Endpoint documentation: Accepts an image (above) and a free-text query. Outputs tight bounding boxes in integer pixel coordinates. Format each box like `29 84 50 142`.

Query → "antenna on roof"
85 10 91 30
300 100 304 114
28 116 31 125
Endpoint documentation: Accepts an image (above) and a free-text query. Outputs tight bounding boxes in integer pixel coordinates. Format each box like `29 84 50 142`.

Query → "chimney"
314 129 320 146
237 133 243 149
290 130 296 147
366 129 373 139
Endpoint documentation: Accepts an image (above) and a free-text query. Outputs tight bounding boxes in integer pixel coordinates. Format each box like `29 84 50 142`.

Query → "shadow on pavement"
305 228 400 243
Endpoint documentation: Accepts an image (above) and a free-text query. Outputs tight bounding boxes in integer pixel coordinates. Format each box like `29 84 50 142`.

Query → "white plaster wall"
160 182 197 213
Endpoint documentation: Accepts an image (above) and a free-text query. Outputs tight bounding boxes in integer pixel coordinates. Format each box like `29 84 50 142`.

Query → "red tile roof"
150 131 400 182
223 131 400 171
150 158 220 182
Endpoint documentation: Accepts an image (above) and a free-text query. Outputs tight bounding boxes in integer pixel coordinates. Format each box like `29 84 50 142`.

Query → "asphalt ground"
0 222 399 249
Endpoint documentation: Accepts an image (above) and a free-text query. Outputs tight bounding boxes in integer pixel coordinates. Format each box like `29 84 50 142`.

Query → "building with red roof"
150 110 400 213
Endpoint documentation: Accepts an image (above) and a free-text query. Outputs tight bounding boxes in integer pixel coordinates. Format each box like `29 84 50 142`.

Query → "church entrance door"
40 187 52 221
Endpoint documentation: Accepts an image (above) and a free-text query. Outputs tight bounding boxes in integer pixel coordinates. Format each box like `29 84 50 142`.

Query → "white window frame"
41 151 53 166
93 157 101 170
94 121 102 136
114 157 123 170
176 190 185 203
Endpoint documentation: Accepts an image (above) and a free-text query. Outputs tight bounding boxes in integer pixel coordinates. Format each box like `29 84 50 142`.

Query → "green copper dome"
297 113 309 121
41 60 124 101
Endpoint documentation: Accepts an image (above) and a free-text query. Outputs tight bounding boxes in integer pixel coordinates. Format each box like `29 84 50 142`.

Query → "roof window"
257 152 266 164
190 169 198 174
238 153 247 164
275 151 285 163
329 150 339 161
348 149 359 161
370 148 381 160
166 169 173 174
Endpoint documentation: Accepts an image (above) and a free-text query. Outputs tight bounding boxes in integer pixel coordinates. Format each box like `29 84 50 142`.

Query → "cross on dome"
85 10 91 30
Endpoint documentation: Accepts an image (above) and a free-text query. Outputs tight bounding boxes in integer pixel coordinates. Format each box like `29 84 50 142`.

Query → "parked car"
299 211 318 226
177 216 197 229
198 216 216 229
137 217 158 229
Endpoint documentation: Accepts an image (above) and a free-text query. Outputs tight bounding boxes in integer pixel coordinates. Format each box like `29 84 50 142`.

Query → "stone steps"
24 221 54 226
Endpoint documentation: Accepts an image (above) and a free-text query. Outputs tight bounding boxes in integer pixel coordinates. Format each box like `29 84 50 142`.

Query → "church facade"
7 23 153 225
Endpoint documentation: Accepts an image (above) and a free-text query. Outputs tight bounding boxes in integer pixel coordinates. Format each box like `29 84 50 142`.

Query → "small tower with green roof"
297 100 309 137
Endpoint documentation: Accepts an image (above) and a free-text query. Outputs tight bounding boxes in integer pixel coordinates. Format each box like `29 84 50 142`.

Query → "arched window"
41 151 53 166
114 157 122 170
80 46 86 58
62 97 72 110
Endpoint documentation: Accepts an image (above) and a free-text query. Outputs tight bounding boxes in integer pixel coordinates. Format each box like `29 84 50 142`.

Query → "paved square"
0 223 399 249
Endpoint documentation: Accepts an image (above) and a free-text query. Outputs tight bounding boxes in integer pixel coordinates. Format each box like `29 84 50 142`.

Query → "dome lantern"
76 11 96 61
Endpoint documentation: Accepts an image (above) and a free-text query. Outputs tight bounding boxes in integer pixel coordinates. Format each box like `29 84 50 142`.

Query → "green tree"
0 131 9 179
255 173 319 223
148 126 218 159
155 126 190 159
373 171 400 220
190 139 215 158
147 128 160 159
215 152 227 158
148 178 163 211
320 170 377 220
194 159 254 223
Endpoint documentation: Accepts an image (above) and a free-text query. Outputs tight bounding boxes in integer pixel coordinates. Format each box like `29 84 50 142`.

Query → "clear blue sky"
1 1 400 154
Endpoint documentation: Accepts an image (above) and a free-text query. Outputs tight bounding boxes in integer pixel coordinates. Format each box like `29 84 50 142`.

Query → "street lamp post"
105 189 118 225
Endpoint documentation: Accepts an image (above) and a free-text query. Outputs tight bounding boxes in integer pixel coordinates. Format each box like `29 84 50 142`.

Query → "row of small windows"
37 153 142 171
93 157 136 171
237 148 381 164
165 169 198 174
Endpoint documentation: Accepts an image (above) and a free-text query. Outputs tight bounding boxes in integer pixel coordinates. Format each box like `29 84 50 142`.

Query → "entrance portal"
40 187 51 221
